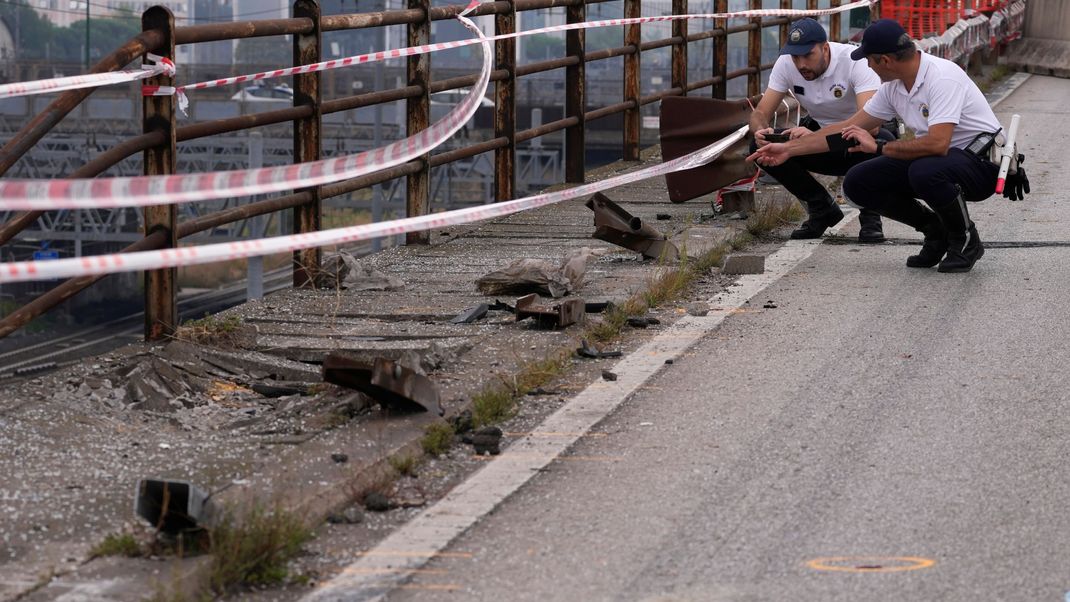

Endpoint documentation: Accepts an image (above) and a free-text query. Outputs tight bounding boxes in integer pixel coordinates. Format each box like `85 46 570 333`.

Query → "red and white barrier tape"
174 0 876 98
0 13 491 212
0 125 747 283
0 54 175 100
0 0 872 212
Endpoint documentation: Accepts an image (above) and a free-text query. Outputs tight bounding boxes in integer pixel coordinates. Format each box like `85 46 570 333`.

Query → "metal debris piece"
626 317 661 328
515 294 585 329
584 300 614 313
489 299 515 313
576 338 623 359
602 370 618 381
585 193 679 261
322 354 443 415
463 426 502 456
450 303 489 324
656 213 672 220
135 479 215 534
250 382 308 398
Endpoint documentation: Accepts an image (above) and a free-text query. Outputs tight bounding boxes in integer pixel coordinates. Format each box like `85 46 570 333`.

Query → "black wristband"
875 140 886 156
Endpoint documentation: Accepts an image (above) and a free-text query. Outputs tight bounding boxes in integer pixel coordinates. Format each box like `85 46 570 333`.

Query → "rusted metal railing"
0 0 865 341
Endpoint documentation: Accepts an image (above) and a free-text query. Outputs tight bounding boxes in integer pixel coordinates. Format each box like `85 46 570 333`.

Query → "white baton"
995 114 1020 194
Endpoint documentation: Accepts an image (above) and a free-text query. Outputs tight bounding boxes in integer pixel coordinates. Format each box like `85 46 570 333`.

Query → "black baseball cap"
780 18 827 56
850 19 914 60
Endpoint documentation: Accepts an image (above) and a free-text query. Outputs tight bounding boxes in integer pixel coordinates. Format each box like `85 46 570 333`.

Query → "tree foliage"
0 1 140 63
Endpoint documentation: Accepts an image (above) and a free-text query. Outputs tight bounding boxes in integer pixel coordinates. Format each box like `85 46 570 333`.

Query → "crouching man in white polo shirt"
750 17 891 243
748 19 1028 273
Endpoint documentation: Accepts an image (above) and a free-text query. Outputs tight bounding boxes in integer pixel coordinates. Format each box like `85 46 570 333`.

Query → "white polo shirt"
768 41 881 127
862 51 1002 150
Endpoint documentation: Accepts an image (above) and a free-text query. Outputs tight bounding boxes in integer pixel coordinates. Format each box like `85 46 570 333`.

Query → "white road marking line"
300 211 858 602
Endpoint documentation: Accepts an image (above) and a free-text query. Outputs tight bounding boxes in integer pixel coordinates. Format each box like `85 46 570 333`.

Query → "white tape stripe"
0 126 746 283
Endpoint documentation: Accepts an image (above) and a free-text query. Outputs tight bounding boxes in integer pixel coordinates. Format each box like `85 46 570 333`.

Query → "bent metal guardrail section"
0 0 1023 342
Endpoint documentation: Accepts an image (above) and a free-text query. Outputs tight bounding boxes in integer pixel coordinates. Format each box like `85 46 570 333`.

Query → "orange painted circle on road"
806 556 936 573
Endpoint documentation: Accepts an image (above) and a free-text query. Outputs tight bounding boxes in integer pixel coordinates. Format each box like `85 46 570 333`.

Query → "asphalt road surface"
378 75 1070 602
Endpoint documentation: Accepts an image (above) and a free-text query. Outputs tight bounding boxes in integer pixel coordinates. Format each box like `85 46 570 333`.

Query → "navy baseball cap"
780 18 827 56
850 19 914 60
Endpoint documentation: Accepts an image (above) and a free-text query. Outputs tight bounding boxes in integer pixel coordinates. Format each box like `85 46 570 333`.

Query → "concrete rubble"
0 150 805 601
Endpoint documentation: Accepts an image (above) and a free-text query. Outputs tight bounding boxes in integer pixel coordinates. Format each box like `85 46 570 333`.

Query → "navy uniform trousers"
842 147 999 212
754 128 897 206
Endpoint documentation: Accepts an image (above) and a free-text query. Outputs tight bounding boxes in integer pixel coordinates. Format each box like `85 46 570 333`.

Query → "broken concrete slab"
722 253 766 275
475 247 600 298
314 250 406 291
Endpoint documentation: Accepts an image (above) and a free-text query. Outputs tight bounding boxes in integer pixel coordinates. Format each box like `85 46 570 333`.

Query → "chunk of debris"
450 303 489 324
463 426 503 456
489 299 515 313
585 193 679 261
516 294 585 329
327 506 364 524
626 317 661 328
135 479 218 534
315 250 405 291
476 247 599 298
576 339 623 359
322 354 443 415
331 453 349 464
686 301 710 317
363 491 395 512
449 409 474 435
584 300 615 313
722 253 766 275
250 382 309 398
602 370 618 381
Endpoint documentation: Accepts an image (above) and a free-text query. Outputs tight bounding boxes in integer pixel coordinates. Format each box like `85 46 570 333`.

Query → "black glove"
1003 154 1030 201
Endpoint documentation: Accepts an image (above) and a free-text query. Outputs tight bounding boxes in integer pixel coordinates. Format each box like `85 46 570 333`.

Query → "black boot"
869 197 946 268
790 197 844 239
857 210 886 243
935 194 984 273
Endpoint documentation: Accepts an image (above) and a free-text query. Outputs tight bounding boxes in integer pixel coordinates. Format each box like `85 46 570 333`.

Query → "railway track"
0 267 293 384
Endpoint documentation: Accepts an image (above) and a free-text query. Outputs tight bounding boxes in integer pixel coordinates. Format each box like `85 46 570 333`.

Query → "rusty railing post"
495 1 516 201
671 0 687 96
830 0 842 42
623 0 641 160
780 0 791 47
141 6 176 341
713 0 728 99
565 0 585 183
406 0 431 242
292 0 323 286
748 0 761 98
